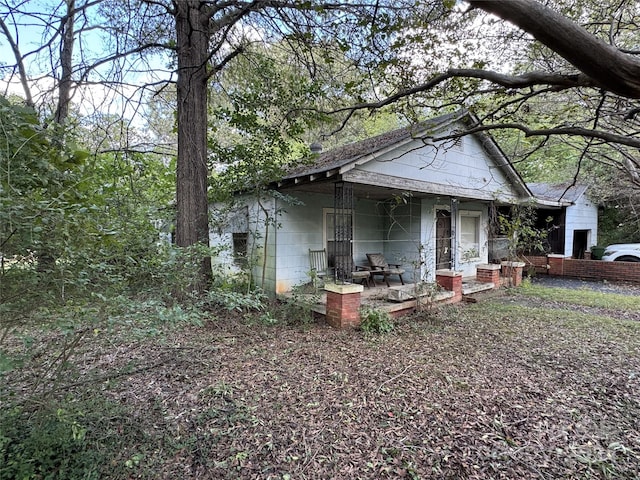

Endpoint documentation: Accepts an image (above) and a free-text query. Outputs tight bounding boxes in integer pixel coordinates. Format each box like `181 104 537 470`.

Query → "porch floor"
283 279 454 317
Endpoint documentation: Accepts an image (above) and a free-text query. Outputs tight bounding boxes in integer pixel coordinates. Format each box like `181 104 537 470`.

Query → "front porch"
282 262 525 328
287 278 456 317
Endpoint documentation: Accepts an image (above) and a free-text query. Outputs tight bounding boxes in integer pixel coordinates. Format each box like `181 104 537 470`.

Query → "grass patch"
518 279 640 311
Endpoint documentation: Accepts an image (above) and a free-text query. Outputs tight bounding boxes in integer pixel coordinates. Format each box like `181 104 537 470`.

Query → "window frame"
232 232 248 267
459 210 481 261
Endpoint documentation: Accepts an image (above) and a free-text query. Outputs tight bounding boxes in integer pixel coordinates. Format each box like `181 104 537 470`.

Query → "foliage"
205 288 267 314
359 307 394 335
0 94 181 317
0 405 101 480
497 204 550 258
0 97 87 262
267 284 321 326
597 206 640 246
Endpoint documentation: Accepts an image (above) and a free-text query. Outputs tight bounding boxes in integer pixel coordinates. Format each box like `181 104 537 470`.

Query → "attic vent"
310 142 323 154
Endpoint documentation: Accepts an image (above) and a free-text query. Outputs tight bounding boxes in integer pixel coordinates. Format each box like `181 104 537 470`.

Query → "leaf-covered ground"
3 286 640 479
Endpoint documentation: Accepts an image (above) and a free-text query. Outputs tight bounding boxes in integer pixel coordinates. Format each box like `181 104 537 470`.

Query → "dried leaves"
3 292 640 479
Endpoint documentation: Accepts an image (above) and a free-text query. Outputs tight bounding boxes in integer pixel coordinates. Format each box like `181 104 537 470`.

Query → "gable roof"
282 110 466 180
277 110 531 201
527 182 587 207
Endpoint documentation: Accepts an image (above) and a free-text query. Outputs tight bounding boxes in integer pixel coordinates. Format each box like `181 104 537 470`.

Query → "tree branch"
0 15 34 106
468 0 640 99
445 122 640 149
322 68 592 115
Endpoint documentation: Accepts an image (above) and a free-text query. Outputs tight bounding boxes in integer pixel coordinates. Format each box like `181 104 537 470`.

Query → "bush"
359 307 394 335
0 406 101 480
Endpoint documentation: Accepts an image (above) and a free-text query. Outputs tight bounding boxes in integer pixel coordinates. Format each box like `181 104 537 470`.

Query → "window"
460 211 481 260
232 232 248 266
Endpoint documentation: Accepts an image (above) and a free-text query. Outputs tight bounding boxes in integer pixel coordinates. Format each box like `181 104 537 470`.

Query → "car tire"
614 255 640 262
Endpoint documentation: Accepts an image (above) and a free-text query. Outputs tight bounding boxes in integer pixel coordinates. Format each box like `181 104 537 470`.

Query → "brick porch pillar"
476 264 501 288
435 270 463 304
501 261 526 287
325 283 364 329
547 254 565 277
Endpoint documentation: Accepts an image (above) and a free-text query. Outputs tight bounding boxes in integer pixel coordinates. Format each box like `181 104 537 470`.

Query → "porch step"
462 280 495 296
387 283 455 303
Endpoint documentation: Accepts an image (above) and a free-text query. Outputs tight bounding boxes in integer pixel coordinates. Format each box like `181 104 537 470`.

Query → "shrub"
359 307 394 335
0 406 101 480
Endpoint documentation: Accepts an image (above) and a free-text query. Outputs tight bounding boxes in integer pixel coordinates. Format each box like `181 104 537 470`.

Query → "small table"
352 269 374 287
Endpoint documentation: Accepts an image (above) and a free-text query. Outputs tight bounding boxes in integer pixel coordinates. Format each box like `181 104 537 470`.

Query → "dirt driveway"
531 274 640 296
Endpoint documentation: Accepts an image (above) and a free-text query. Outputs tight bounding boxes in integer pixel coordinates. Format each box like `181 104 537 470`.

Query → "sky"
0 0 172 125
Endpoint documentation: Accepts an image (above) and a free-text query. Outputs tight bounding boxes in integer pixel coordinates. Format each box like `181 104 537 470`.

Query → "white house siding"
420 198 438 282
272 192 329 294
379 197 422 283
354 198 385 264
351 130 518 203
418 198 490 280
209 195 276 291
563 195 599 257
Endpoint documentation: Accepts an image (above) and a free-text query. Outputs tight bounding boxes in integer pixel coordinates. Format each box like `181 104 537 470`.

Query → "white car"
601 243 640 262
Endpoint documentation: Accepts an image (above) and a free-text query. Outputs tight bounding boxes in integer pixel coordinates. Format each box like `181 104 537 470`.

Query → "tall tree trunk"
174 1 212 288
55 0 75 124
38 0 76 275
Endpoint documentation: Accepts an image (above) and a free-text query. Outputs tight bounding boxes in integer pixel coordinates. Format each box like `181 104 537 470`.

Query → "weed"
0 398 139 480
255 285 320 326
359 307 394 335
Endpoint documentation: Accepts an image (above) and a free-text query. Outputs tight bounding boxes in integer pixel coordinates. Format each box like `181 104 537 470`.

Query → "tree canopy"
2 0 640 281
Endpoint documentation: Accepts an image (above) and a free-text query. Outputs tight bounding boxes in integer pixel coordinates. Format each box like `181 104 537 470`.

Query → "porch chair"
309 248 329 284
366 253 405 287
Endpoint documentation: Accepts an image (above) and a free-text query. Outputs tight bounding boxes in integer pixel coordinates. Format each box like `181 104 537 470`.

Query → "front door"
572 229 589 259
436 209 452 270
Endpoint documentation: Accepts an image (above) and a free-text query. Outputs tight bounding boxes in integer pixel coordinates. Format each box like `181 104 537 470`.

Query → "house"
526 182 598 258
211 110 536 295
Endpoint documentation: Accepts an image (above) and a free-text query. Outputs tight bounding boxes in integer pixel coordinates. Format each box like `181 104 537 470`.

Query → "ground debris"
3 298 640 479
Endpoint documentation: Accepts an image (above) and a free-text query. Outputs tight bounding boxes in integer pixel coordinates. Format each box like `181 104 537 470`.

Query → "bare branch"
445 122 640 150
0 15 33 105
321 68 592 116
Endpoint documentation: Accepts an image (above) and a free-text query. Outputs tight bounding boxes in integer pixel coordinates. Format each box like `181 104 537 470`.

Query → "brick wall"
522 255 640 284
563 259 640 284
522 255 548 275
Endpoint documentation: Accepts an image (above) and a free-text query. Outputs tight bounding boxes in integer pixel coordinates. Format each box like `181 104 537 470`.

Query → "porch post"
435 269 463 303
334 181 354 283
450 198 458 271
325 283 364 328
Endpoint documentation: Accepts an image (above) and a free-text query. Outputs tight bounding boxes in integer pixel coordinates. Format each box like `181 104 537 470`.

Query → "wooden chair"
366 253 405 287
309 248 329 284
